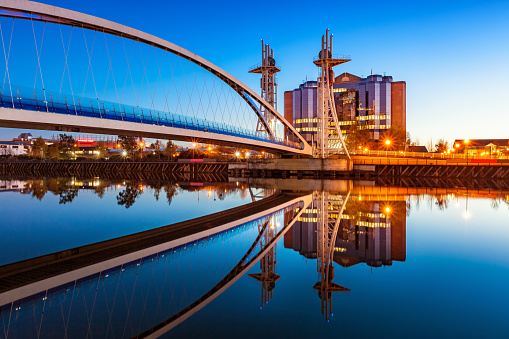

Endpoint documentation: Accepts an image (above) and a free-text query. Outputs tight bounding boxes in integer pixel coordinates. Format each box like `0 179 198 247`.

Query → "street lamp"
385 139 391 163
464 139 470 164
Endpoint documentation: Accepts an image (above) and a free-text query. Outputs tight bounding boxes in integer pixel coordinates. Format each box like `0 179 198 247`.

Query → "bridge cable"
138 42 155 113
81 26 99 113
153 46 170 121
120 268 140 338
160 51 172 116
171 55 184 123
102 31 120 109
0 18 14 107
58 24 77 114
31 19 48 112
84 274 100 339
62 280 78 339
120 37 137 111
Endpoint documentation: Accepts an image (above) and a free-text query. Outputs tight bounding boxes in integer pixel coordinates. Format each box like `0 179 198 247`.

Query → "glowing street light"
122 151 127 157
464 139 470 164
385 139 391 161
245 152 250 158
235 151 240 157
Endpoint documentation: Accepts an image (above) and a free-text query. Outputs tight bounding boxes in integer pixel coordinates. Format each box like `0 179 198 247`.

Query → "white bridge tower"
314 29 351 159
249 40 280 137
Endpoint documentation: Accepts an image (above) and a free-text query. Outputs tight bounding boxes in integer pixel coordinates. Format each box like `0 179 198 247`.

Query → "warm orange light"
117 144 121 148
192 143 197 147
262 151 265 154
208 146 212 151
364 148 368 152
385 140 391 145
139 185 143 191
455 143 459 148
358 146 362 149
385 207 391 213
464 139 469 144
139 143 144 147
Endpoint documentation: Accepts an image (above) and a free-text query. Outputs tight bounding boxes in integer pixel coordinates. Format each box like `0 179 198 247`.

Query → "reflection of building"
284 73 406 145
284 201 406 267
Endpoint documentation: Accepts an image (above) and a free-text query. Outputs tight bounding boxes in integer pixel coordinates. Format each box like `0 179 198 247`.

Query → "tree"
435 139 449 153
117 135 137 159
31 136 48 159
379 126 407 151
345 123 371 151
95 141 108 159
59 134 77 159
151 140 164 159
48 144 61 159
117 183 143 208
163 140 178 161
164 184 179 206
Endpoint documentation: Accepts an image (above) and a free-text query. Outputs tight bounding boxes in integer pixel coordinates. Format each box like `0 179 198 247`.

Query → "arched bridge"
0 0 312 155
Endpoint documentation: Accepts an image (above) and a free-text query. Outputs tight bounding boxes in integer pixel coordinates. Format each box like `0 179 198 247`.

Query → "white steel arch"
0 0 312 155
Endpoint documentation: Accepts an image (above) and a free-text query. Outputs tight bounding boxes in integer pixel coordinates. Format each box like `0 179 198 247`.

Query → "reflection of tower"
249 40 280 137
313 29 350 159
249 216 280 308
313 191 351 321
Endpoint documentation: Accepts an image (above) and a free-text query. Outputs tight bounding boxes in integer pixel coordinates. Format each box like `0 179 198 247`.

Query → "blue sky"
1 0 508 145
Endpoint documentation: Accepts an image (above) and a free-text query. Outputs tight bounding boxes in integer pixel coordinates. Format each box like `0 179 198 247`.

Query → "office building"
284 72 406 145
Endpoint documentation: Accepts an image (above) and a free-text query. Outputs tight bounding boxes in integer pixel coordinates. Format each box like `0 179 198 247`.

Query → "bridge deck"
0 193 298 296
0 91 302 151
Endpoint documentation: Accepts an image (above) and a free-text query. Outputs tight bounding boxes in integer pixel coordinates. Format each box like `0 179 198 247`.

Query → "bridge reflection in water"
3 176 502 337
0 183 311 338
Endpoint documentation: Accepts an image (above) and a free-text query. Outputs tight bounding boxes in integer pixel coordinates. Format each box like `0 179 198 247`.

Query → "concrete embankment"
229 157 509 179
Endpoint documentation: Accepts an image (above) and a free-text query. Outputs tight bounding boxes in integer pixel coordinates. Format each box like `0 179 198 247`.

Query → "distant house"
408 145 428 153
12 133 33 142
0 141 30 156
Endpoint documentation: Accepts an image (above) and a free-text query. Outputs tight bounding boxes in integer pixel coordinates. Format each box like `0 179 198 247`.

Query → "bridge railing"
0 85 302 150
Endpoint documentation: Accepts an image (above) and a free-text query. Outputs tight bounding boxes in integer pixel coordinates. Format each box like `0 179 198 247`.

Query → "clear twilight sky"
1 0 508 145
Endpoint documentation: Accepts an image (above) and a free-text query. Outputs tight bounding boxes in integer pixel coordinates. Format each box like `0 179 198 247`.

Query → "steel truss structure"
314 29 351 159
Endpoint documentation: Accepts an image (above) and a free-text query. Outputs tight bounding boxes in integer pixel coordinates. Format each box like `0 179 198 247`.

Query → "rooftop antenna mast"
249 40 280 137
313 29 351 159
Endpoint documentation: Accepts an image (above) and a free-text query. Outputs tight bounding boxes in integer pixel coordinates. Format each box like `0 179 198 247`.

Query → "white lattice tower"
249 40 280 137
314 29 351 159
248 215 280 308
313 191 351 321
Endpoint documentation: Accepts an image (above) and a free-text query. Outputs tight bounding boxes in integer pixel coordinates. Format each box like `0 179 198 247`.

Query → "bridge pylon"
313 191 351 321
249 40 280 138
314 29 351 159
248 215 280 308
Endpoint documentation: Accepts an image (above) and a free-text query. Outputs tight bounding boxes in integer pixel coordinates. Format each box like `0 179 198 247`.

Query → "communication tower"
249 40 280 136
314 29 351 159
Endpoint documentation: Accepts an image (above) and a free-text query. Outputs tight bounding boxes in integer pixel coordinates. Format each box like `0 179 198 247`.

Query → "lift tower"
249 216 280 308
313 191 351 321
249 40 280 137
314 29 351 159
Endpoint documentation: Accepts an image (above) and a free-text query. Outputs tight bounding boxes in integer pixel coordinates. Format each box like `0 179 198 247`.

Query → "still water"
0 176 508 338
